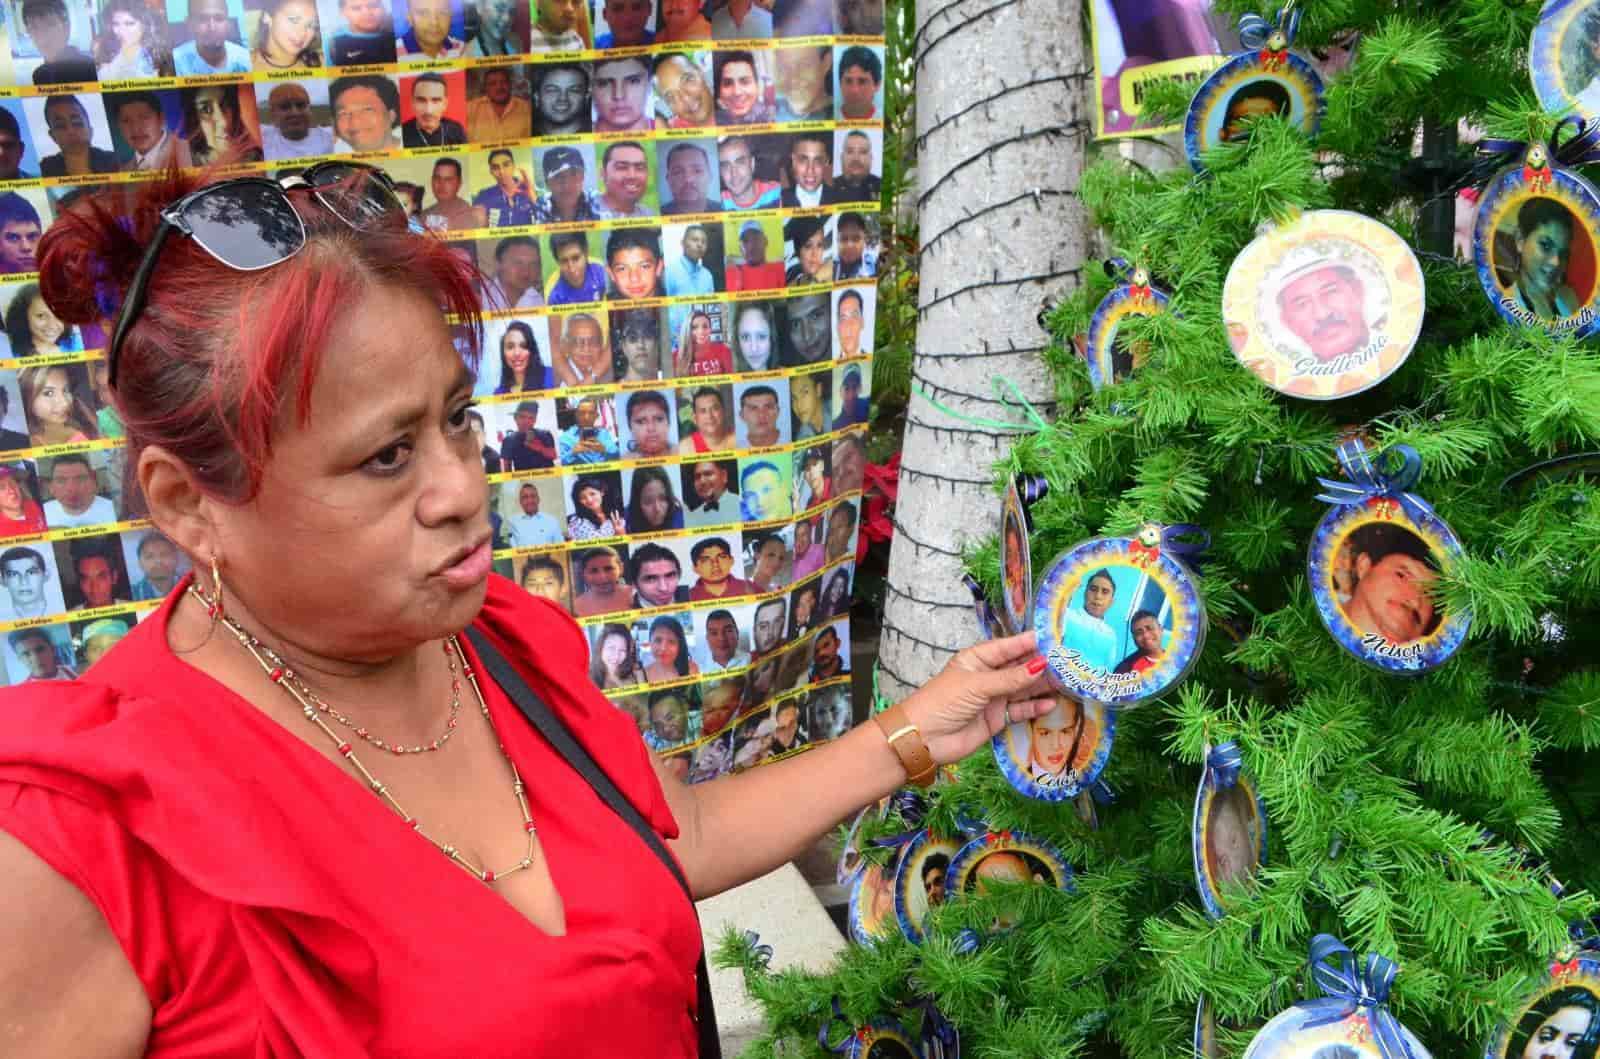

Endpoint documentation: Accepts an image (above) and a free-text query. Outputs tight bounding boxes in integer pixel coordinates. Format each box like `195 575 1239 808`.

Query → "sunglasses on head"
107 161 408 389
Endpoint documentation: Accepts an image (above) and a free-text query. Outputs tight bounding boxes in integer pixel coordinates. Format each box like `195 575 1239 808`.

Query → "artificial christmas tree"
722 2 1600 1056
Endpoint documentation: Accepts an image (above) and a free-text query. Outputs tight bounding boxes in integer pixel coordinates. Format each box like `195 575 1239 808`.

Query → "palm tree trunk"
876 0 1090 697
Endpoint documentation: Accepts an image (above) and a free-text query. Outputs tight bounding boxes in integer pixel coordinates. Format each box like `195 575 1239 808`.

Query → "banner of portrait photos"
0 0 884 783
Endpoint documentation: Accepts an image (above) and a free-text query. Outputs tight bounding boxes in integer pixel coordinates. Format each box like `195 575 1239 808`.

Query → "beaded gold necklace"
198 586 538 886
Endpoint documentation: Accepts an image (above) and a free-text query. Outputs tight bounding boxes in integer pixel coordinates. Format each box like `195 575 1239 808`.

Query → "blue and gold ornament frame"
819 1003 922 1059
1531 0 1600 125
1309 442 1471 674
1086 264 1169 390
1471 130 1600 338
1185 7 1325 170
990 695 1115 803
847 856 903 947
1033 528 1206 707
947 829 1073 897
892 829 964 944
1191 742 1269 921
1484 952 1600 1057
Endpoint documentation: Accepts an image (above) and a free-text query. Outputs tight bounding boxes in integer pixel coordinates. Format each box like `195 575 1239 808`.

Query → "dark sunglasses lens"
182 182 304 270
307 163 405 228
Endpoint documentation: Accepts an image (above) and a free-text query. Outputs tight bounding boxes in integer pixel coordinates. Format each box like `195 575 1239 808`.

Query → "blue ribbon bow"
818 998 854 1054
1238 5 1302 50
963 573 1000 639
1205 741 1244 790
1478 115 1600 178
1570 917 1600 954
1160 523 1211 574
1016 473 1048 507
1315 441 1437 526
1090 777 1117 805
916 997 961 1059
739 930 774 969
870 791 932 854
1295 934 1418 1059
952 928 983 955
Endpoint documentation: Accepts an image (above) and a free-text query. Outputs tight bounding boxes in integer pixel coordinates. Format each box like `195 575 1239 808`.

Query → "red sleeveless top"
0 575 701 1056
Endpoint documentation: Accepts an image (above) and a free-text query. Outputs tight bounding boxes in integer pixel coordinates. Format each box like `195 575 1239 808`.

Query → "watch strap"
872 701 938 788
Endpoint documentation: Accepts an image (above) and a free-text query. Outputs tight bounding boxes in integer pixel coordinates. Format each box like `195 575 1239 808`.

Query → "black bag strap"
464 627 722 1059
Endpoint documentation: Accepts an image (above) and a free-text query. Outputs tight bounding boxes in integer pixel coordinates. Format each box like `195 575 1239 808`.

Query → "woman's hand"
897 632 1056 766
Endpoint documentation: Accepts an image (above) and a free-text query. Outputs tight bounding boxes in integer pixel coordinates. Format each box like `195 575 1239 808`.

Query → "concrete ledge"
698 863 846 1055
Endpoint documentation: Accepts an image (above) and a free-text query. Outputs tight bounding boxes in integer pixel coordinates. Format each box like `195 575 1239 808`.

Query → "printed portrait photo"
0 539 65 621
255 79 335 163
1058 561 1176 680
571 542 629 617
1199 781 1261 896
688 729 733 783
1257 240 1390 369
742 524 791 593
0 459 45 539
962 847 1055 896
512 552 571 610
1331 520 1443 648
4 621 75 683
652 51 713 127
897 835 957 939
619 391 680 463
998 695 1107 793
529 60 588 135
1216 78 1289 142
658 137 719 215
849 858 895 944
806 681 850 740
612 307 667 382
68 609 132 671
53 531 132 611
1560 4 1600 114
1000 486 1029 633
643 685 700 750
494 476 564 550
693 602 752 673
1489 194 1598 325
1503 977 1600 1059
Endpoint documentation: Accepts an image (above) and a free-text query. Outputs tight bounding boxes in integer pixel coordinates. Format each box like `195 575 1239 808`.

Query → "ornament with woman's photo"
1184 6 1324 170
1484 952 1600 1059
1223 210 1424 400
1033 528 1205 708
990 693 1114 802
1191 741 1267 920
891 828 961 944
1310 442 1471 674
1471 137 1600 338
1085 260 1169 389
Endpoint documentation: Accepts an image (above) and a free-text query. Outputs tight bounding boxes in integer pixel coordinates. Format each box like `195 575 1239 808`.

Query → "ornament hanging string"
1295 934 1418 1059
912 374 1055 435
914 995 962 1059
1314 441 1438 526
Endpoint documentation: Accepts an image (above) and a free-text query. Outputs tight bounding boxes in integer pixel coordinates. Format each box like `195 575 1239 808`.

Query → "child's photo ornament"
1471 122 1600 337
999 474 1047 635
1309 441 1471 674
1185 6 1325 170
1243 935 1433 1059
1223 210 1425 400
1033 523 1206 707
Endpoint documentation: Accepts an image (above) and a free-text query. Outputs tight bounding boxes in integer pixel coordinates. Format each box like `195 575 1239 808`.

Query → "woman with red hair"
0 163 1055 1056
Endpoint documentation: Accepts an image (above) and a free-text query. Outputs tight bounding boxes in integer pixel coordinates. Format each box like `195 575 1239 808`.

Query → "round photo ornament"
1223 210 1425 400
819 1000 922 1059
1310 440 1471 673
999 474 1048 635
990 693 1115 802
1033 523 1208 707
1192 741 1269 921
947 828 1073 903
1530 0 1600 126
1185 6 1325 170
1470 121 1600 337
892 828 964 944
847 855 904 947
1483 950 1600 1059
1085 260 1170 389
1243 935 1432 1059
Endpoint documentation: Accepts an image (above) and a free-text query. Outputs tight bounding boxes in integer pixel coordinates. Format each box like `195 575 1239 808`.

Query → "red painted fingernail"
1026 656 1047 676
